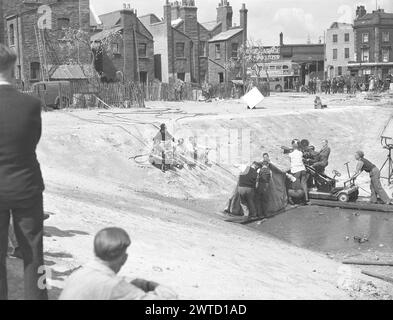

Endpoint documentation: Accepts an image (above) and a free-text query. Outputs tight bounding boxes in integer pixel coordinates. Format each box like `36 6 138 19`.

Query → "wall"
208 31 243 84
1 0 91 84
325 26 355 77
147 21 170 82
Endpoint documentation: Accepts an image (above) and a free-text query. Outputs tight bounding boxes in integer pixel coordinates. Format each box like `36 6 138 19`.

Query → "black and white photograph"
1 0 393 306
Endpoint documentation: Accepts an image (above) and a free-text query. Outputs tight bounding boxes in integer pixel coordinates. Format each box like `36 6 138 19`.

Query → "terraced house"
139 0 248 84
349 5 393 78
93 6 155 83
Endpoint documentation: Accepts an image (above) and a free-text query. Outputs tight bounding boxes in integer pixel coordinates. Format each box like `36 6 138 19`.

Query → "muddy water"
254 205 393 257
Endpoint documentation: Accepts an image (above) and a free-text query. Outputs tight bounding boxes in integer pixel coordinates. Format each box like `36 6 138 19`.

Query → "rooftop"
329 22 353 29
90 26 123 42
201 20 222 32
209 28 243 42
50 65 93 80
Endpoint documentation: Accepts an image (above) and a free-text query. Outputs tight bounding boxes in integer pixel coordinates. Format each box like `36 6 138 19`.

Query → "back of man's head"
94 228 131 262
0 44 17 73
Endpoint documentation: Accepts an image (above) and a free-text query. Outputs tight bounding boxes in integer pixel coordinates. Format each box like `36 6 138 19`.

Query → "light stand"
380 137 393 185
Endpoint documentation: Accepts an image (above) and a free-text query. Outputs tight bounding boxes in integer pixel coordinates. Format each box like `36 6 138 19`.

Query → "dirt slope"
8 93 393 299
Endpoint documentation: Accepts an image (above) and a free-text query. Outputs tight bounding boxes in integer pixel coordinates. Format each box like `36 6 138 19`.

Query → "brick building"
207 2 248 85
325 22 355 79
139 0 247 84
0 0 91 85
279 32 325 84
348 6 393 78
93 7 154 83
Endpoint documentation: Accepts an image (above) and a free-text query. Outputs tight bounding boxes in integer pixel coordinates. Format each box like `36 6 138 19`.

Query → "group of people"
0 44 177 300
302 74 392 95
226 135 392 220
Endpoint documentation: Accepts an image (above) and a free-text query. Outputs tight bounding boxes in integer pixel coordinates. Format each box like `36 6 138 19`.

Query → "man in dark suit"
311 139 331 174
0 44 48 300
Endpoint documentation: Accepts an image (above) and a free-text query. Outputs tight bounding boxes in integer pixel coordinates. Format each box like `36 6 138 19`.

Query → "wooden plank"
343 260 393 267
309 199 393 213
361 270 393 284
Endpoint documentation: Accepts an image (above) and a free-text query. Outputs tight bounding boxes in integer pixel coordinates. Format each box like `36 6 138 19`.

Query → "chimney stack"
279 32 284 46
240 3 248 45
217 0 233 32
120 8 138 81
356 5 367 19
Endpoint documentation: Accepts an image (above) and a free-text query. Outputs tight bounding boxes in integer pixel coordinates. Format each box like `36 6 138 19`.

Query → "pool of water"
254 205 393 257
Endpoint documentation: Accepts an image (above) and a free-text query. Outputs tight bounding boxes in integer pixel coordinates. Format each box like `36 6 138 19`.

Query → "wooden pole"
343 260 393 267
361 270 393 284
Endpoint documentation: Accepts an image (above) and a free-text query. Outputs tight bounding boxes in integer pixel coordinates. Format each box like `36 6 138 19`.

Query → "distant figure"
314 96 327 110
0 44 47 300
60 228 178 300
350 151 392 205
153 124 175 172
325 79 331 94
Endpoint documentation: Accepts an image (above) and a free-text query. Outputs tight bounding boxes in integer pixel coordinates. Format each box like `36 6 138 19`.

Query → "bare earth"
8 92 393 300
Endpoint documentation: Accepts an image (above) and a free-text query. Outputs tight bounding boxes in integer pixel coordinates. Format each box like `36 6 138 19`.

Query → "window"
218 72 224 83
231 43 239 58
333 34 338 43
112 43 120 55
138 43 147 58
345 48 350 59
344 33 350 42
9 24 15 46
177 73 185 81
283 65 289 70
30 62 40 80
199 41 207 56
139 71 147 84
57 18 70 30
338 66 342 76
215 44 221 60
333 49 338 60
361 48 369 62
382 48 390 63
362 33 369 43
176 42 185 58
382 31 390 43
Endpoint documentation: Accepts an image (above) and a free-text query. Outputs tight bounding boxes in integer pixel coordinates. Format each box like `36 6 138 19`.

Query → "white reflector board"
242 87 265 109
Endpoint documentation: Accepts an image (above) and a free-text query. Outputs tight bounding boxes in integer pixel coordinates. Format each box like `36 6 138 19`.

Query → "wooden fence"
18 79 269 109
140 82 246 102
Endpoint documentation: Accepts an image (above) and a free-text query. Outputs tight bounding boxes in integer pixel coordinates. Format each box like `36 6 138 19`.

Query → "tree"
224 39 274 93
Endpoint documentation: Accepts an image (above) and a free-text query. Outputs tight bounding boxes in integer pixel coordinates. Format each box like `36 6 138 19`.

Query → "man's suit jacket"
0 85 44 208
317 146 331 166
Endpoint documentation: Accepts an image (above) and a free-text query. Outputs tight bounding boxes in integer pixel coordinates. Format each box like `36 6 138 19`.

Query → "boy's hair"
263 153 269 157
94 228 131 262
0 44 17 72
356 150 365 159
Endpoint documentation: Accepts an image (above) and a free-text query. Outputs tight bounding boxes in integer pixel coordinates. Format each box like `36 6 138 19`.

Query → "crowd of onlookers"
301 74 393 95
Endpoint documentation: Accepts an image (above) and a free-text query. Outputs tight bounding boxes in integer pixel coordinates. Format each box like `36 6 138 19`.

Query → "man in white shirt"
59 227 177 300
287 140 309 202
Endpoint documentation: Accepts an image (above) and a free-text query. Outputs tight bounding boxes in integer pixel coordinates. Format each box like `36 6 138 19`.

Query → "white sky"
91 0 393 45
